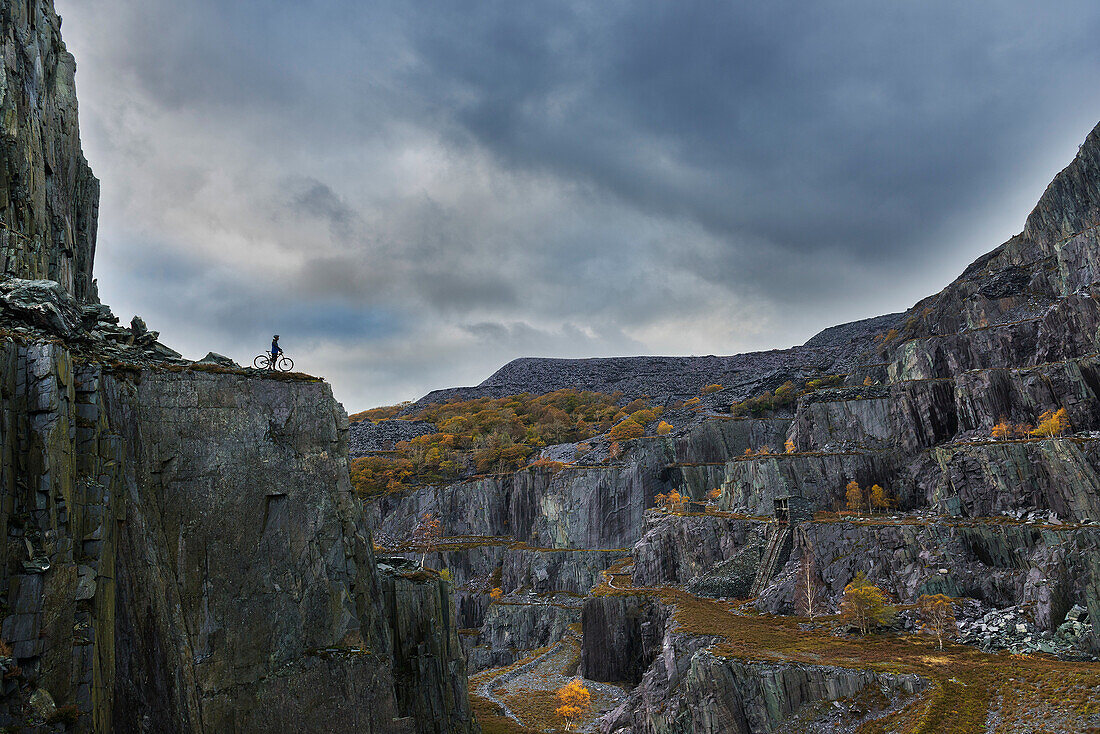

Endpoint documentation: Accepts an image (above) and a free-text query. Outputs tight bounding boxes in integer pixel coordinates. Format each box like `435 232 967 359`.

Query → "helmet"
273 335 280 339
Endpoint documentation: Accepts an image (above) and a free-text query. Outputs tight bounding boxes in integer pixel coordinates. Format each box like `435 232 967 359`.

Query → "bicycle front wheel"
253 354 270 369
277 356 294 372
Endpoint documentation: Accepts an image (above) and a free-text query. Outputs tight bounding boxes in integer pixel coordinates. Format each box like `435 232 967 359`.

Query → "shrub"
348 402 411 423
608 419 644 441
707 488 721 502
45 706 81 726
805 375 844 390
701 383 723 395
655 421 673 436
840 572 895 634
630 408 657 425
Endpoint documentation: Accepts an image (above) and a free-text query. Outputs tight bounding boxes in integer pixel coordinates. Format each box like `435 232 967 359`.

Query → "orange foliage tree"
840 572 895 635
655 490 687 513
608 419 645 441
701 383 723 395
1031 407 1070 438
707 488 721 503
845 481 862 512
869 484 889 513
655 421 673 436
412 512 442 568
991 417 1012 440
785 439 796 454
555 679 592 731
917 594 958 650
489 587 503 600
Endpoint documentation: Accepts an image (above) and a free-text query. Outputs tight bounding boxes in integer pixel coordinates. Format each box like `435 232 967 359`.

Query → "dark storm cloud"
56 0 1100 407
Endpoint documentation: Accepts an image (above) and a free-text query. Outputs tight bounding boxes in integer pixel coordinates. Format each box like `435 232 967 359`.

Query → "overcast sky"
55 0 1100 410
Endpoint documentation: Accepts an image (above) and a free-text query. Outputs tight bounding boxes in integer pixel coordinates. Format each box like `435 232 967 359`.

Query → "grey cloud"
55 0 1100 408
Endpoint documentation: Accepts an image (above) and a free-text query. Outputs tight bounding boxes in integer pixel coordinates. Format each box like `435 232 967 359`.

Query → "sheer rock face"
0 1 98 300
0 344 479 732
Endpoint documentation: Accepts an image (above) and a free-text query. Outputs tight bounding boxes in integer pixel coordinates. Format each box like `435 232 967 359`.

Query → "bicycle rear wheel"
277 356 294 372
253 354 270 369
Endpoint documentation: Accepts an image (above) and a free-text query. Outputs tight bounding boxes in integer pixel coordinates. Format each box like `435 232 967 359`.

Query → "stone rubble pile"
0 276 187 365
958 604 1095 659
348 418 436 456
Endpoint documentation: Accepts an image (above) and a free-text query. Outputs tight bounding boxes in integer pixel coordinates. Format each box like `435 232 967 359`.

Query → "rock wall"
0 338 477 732
0 1 98 300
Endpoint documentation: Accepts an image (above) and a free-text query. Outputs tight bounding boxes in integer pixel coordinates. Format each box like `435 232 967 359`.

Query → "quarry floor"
466 518 1100 734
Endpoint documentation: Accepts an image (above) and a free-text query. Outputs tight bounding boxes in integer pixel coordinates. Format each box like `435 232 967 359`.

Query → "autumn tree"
555 679 592 731
917 594 958 651
785 439 796 454
707 488 721 503
490 587 503 601
412 512 442 568
794 551 826 620
655 490 686 513
869 484 890 513
845 480 863 512
1031 407 1070 438
655 421 673 436
863 376 875 386
991 417 1012 440
608 419 645 441
840 572 895 635
701 383 723 395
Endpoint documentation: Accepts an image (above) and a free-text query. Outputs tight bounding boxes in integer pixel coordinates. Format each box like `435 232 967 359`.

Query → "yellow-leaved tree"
840 572 895 635
845 481 862 512
1031 407 1070 438
655 421 673 436
917 594 958 650
869 484 889 513
555 679 592 731
608 419 644 441
784 439 796 454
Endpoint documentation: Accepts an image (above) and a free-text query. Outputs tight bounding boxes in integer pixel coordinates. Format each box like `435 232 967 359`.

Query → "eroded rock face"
108 371 406 732
0 1 99 300
0 339 480 732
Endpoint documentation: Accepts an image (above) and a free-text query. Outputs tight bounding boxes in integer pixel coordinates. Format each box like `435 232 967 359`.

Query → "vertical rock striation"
0 0 98 299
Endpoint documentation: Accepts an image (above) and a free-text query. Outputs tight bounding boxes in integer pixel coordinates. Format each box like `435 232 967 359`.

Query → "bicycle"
253 352 295 372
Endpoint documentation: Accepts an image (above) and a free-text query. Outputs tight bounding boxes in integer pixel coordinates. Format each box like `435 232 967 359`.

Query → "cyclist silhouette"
254 336 293 371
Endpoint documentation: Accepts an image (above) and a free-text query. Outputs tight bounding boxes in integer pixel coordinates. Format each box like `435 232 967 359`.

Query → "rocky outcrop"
601 649 926 734
0 337 479 732
0 1 99 300
580 595 667 686
378 559 477 733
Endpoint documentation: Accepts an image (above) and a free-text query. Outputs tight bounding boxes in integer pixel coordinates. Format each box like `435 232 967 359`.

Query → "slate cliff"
369 125 1100 732
0 3 476 732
